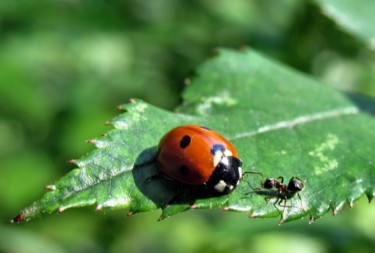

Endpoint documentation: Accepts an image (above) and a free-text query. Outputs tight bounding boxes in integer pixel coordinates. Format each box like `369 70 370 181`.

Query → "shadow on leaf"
132 146 227 210
346 92 375 116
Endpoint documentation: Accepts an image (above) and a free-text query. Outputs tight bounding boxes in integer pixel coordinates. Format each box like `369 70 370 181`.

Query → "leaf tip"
366 193 374 203
190 204 198 209
95 205 103 211
86 139 96 144
349 201 354 209
157 216 166 221
11 213 24 223
117 104 125 111
331 202 344 216
129 98 136 104
103 121 111 126
68 159 77 165
249 213 257 218
127 211 133 217
58 207 65 213
44 184 56 191
309 216 316 224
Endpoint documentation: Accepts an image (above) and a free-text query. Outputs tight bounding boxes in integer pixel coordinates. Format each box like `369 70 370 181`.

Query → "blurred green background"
1 0 375 252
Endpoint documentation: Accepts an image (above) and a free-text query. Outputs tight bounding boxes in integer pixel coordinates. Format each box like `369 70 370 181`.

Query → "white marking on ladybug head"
213 150 224 167
223 149 233 157
236 166 242 186
214 180 227 192
220 156 229 167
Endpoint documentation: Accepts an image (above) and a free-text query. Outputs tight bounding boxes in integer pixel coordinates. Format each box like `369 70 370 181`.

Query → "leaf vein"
231 106 359 140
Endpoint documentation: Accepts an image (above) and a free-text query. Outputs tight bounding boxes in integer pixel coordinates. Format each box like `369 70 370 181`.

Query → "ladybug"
157 125 242 193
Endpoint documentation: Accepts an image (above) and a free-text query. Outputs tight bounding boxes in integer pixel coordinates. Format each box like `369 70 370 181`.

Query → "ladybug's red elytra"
157 125 243 193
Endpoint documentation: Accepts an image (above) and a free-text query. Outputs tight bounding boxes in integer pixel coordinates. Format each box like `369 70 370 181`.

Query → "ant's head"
262 178 276 189
287 177 304 193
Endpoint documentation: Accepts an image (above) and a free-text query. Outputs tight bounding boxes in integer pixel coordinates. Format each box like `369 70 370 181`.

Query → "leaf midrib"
230 106 359 140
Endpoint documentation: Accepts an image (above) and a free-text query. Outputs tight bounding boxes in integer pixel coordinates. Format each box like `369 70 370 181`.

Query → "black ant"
243 172 305 214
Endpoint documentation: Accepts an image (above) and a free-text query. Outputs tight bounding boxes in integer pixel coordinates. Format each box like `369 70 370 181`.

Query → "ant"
243 172 305 214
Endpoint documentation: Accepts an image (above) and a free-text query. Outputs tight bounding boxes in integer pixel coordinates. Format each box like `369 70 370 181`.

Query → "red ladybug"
157 125 242 193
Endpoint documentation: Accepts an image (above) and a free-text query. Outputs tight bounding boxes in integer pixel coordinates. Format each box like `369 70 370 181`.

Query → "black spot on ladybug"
179 165 189 175
180 135 191 148
200 126 212 130
210 144 225 156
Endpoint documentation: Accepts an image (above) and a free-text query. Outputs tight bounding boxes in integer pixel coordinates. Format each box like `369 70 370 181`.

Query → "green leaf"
13 48 375 224
313 0 375 50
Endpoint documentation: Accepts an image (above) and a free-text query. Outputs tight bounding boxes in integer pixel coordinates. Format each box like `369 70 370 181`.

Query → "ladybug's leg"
160 190 186 209
160 185 199 209
145 171 178 183
145 173 162 183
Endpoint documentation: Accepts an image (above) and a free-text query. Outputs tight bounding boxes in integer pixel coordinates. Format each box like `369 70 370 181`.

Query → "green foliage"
13 49 375 224
2 1 375 253
314 0 375 50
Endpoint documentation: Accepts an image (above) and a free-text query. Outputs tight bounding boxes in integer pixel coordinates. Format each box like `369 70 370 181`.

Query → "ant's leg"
271 197 283 212
265 195 277 205
244 187 276 205
290 176 306 187
278 198 288 220
277 176 284 183
296 192 306 211
291 176 303 181
243 171 265 195
242 171 265 178
244 187 263 195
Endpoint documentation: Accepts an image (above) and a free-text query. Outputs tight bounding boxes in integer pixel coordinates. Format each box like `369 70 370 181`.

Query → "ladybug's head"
207 156 242 193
